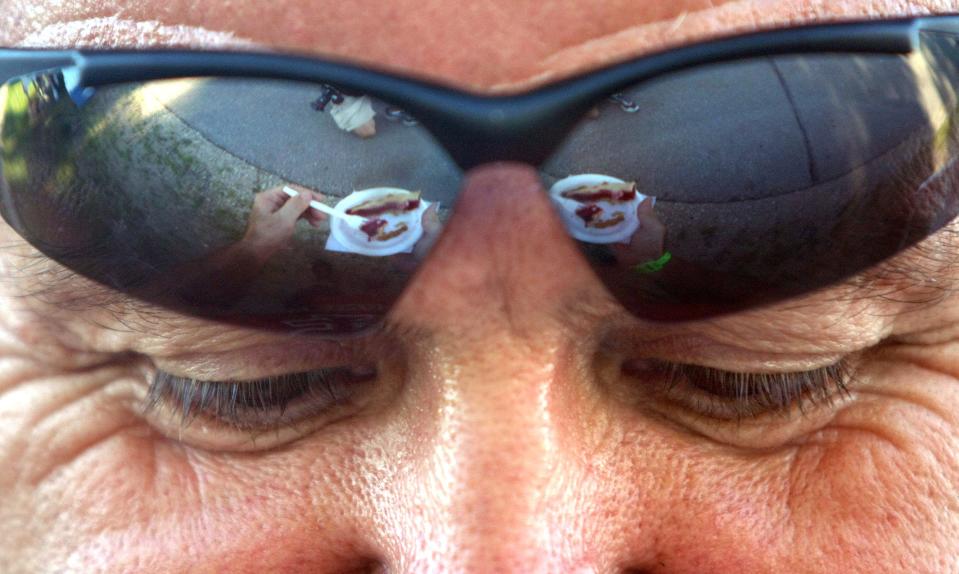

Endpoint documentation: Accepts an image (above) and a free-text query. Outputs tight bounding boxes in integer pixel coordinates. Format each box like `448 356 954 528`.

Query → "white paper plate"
328 188 429 256
549 174 644 244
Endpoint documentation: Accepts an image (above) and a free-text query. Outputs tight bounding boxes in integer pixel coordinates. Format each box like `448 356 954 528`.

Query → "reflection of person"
183 187 441 307
610 197 665 266
310 84 377 138
384 106 419 126
608 198 774 303
328 94 376 138
174 184 325 306
241 184 327 258
3 2 959 573
608 92 639 113
390 202 443 271
413 203 442 259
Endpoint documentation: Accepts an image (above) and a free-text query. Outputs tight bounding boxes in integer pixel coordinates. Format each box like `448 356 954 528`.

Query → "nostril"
341 558 387 574
622 560 669 574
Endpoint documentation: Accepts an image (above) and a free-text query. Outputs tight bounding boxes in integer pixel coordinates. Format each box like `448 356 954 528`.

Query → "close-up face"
1 1 959 573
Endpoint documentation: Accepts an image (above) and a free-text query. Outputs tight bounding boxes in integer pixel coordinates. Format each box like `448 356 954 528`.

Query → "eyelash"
145 367 375 432
147 357 851 434
626 358 853 420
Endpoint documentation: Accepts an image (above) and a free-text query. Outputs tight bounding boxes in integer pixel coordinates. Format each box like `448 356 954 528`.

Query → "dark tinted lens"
0 75 461 334
543 31 959 321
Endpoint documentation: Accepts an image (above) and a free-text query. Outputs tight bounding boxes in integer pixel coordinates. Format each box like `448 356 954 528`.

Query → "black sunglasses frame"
2 16 958 171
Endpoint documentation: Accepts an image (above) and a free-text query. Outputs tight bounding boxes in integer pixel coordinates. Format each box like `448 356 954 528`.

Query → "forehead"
0 0 945 89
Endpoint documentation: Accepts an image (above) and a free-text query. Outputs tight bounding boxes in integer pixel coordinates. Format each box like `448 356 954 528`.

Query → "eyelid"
144 365 377 442
142 323 403 384
598 291 896 362
608 332 850 373
150 335 381 382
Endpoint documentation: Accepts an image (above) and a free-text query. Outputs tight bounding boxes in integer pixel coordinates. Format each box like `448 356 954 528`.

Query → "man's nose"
382 163 617 571
395 162 603 331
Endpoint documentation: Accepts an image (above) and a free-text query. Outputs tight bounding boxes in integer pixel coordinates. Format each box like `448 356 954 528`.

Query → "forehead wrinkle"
0 0 950 91
515 0 948 91
14 16 260 50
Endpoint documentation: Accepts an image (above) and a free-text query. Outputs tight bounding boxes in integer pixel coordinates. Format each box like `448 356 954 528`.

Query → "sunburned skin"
12 16 257 49
1 1 959 573
1 1 950 89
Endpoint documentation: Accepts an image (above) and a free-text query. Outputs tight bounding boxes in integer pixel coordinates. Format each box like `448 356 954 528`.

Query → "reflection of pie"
561 181 636 203
574 205 624 228
346 191 422 217
349 191 421 242
562 181 635 229
359 219 409 242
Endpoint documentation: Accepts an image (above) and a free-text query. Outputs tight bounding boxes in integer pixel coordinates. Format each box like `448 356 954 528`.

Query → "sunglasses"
2 16 959 335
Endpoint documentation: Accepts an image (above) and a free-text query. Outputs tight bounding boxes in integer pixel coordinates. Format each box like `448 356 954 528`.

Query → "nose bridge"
453 340 558 493
410 333 566 573
386 162 605 571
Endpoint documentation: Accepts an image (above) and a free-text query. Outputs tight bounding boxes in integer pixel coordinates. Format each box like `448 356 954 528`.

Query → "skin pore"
1 0 959 572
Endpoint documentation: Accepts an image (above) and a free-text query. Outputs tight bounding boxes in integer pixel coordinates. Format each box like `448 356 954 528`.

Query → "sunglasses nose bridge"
391 161 604 333
414 96 593 170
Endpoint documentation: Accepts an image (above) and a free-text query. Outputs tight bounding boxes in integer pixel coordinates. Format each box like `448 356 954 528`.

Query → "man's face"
2 1 958 572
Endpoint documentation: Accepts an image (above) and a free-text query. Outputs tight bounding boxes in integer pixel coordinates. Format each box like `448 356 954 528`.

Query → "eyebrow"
847 221 959 305
4 221 956 348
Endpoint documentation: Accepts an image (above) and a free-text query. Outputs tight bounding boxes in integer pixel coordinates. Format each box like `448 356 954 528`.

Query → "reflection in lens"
0 75 461 334
543 31 959 320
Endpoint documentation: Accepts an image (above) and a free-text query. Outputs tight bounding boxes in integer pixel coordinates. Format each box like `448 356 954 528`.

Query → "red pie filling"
563 188 636 203
359 218 387 241
347 199 421 218
575 204 603 224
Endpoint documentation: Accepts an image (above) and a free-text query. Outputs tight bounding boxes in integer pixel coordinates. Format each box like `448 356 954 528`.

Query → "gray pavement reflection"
4 31 959 328
157 79 462 203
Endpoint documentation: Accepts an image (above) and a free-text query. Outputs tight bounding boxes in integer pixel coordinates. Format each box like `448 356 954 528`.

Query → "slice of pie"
349 191 421 242
560 181 636 203
574 204 625 228
561 181 635 229
346 191 422 218
358 218 410 242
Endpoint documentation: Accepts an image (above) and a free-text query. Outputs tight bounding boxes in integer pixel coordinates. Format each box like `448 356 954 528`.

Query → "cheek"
0 368 385 573
591 373 959 572
783 425 959 570
17 435 391 573
782 374 959 571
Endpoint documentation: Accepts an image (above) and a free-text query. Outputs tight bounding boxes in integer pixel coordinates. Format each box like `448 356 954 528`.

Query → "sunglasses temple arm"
916 16 959 37
0 50 79 84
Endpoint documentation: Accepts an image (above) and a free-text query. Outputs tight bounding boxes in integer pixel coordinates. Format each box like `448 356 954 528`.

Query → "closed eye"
145 366 377 432
622 357 854 420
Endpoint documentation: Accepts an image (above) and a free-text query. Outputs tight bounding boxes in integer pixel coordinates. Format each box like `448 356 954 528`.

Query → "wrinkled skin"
2 1 959 572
